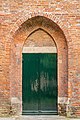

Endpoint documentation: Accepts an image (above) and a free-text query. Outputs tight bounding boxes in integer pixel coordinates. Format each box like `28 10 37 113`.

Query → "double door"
22 53 57 114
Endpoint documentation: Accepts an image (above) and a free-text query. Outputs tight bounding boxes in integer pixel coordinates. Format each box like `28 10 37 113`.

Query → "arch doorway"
12 16 68 116
22 29 58 115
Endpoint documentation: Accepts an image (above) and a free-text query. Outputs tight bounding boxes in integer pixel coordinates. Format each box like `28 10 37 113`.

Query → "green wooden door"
22 53 57 115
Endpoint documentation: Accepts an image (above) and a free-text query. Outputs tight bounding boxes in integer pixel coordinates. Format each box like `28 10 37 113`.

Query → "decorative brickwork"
0 0 80 118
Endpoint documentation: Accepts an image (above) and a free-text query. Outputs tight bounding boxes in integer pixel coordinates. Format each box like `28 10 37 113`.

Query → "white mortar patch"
11 97 21 104
58 97 68 104
59 60 62 63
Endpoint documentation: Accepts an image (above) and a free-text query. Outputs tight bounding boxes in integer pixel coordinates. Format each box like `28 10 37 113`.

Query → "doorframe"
22 51 58 115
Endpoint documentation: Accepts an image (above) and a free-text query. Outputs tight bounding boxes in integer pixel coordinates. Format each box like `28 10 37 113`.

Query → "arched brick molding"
10 16 68 116
10 11 71 43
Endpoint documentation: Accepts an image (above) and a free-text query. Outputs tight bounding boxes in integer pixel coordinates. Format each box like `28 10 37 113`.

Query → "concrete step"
0 116 80 120
19 115 80 120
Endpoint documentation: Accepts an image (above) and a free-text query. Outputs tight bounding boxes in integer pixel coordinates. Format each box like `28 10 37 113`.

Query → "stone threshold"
0 115 80 120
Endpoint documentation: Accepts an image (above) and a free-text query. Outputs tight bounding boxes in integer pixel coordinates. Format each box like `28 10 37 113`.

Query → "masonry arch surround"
10 16 68 115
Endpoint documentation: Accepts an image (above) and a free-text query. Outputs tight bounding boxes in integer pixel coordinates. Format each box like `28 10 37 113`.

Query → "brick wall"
0 0 80 117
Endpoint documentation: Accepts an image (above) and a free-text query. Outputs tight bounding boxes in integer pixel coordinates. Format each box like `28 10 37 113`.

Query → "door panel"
22 54 39 113
39 54 57 112
22 53 57 114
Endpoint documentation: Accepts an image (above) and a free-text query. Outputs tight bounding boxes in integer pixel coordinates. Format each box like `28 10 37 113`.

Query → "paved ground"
0 115 80 120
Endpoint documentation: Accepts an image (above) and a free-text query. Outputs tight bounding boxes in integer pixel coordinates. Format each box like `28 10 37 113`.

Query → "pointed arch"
10 16 68 115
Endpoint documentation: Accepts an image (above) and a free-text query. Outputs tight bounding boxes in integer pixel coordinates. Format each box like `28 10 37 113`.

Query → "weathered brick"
0 0 80 118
